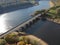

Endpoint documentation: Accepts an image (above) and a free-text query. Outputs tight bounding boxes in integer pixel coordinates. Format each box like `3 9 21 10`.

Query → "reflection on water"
0 14 7 34
0 1 50 34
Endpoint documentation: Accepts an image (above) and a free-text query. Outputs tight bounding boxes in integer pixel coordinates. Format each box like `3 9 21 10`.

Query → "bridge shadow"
25 20 60 45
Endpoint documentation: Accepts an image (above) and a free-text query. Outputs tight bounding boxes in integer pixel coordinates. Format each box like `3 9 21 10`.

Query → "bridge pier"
0 14 41 38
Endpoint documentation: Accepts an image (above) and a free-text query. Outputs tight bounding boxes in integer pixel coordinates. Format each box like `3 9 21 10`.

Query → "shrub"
56 8 60 14
0 39 6 45
18 36 30 44
34 10 41 15
17 41 25 45
4 33 19 44
34 9 46 15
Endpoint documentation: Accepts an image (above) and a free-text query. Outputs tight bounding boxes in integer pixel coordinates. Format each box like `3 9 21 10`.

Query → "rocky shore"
47 18 60 24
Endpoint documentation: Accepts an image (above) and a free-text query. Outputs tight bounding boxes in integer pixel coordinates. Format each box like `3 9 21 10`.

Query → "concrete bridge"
0 14 41 38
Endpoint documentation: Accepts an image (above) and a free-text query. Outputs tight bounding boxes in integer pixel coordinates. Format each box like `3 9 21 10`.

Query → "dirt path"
49 1 55 7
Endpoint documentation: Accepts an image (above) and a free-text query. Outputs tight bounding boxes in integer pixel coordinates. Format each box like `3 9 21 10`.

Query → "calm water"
0 1 50 34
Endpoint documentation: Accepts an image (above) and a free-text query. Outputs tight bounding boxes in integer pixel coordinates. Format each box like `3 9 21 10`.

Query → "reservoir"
0 1 50 34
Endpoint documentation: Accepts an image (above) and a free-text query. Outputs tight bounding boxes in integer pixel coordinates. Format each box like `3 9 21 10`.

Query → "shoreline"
0 3 34 14
47 18 60 24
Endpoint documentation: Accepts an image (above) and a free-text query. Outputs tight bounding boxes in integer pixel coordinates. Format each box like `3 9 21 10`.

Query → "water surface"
0 1 50 34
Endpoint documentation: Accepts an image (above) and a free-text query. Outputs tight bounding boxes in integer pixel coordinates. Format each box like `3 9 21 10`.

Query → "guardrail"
0 14 41 38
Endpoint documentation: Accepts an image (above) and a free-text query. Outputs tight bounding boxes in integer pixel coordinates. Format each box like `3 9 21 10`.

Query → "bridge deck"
0 14 41 38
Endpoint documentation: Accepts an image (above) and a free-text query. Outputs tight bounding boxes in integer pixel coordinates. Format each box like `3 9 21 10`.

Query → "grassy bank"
33 6 60 23
0 32 48 45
